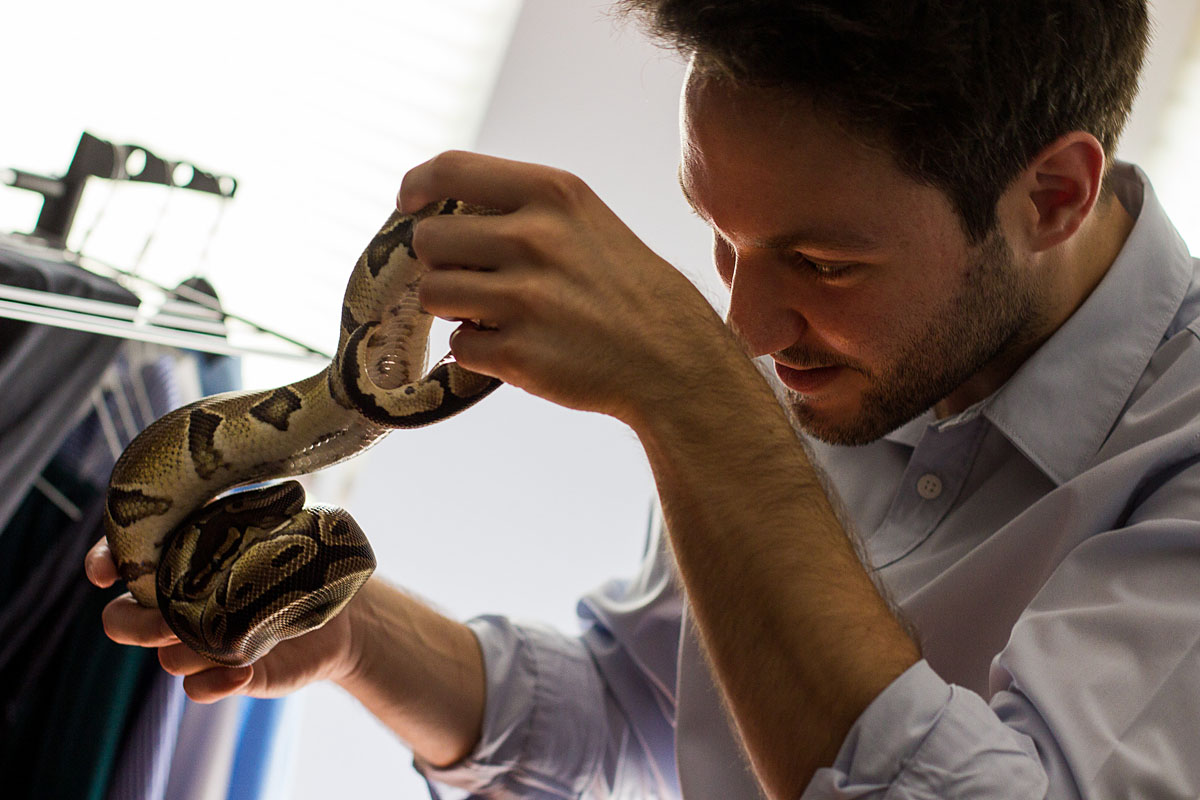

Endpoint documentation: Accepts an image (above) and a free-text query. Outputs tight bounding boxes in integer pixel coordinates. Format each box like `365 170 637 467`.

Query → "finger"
448 323 513 376
398 150 580 216
412 211 518 271
181 664 254 704
418 268 519 326
84 537 118 588
158 641 232 677
101 593 179 647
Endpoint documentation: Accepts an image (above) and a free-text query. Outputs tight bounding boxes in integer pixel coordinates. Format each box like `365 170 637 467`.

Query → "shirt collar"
885 164 1195 485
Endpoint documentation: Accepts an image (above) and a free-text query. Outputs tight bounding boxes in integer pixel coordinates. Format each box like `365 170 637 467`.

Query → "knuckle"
538 168 590 209
399 150 466 210
493 214 543 261
509 273 547 314
427 150 467 187
500 213 567 264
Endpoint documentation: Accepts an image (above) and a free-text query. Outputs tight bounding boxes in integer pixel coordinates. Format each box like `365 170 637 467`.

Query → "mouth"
773 361 845 395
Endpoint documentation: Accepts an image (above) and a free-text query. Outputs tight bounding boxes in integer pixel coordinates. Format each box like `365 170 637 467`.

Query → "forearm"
629 352 921 799
334 577 486 767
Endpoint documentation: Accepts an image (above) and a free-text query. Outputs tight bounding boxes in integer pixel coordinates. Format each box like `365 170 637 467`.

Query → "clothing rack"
4 131 237 248
0 279 323 364
1 132 332 366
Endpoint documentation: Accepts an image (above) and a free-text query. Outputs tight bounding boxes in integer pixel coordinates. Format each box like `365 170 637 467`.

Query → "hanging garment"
0 236 138 531
104 668 188 800
0 348 184 800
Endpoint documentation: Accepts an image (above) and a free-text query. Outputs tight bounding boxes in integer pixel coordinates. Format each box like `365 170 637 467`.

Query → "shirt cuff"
416 615 607 799
801 659 1048 799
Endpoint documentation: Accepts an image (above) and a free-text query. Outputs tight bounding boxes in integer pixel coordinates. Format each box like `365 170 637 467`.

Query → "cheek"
829 275 955 367
803 284 902 359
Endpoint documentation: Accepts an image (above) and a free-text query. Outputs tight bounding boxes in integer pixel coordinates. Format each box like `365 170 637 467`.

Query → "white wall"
1117 0 1200 166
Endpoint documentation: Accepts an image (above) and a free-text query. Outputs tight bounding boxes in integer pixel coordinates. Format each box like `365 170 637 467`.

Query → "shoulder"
1088 315 1200 523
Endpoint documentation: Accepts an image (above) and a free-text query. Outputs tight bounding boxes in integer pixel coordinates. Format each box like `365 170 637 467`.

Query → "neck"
934 192 1136 418
1053 191 1136 323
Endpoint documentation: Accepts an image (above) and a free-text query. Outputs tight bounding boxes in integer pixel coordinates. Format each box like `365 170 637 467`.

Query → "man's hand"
402 150 742 428
86 537 485 767
85 536 358 703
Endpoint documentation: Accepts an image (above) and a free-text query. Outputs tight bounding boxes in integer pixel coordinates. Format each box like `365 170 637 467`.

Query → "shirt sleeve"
415 616 611 799
417 507 682 799
801 660 1048 799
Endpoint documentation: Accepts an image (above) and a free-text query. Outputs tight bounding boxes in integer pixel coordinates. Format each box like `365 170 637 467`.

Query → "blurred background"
0 0 1197 797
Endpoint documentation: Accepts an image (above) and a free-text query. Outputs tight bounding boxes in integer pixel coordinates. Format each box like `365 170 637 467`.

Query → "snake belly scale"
105 200 500 667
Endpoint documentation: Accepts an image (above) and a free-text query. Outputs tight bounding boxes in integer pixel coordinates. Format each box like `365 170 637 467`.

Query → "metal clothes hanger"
1 131 332 366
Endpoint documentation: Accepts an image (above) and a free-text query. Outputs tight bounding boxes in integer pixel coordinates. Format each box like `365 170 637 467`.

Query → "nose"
721 244 807 358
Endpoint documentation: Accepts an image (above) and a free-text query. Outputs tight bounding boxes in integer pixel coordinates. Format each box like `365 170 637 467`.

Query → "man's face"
679 74 1047 445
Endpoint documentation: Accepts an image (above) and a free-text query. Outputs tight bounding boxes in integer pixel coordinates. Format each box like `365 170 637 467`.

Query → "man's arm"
629 335 922 798
402 151 922 799
334 578 487 767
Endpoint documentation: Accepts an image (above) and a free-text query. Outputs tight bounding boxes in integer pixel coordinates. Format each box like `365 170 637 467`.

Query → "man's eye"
792 253 855 278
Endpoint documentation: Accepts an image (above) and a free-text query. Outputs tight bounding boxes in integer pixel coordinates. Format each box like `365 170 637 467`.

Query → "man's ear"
1013 132 1107 253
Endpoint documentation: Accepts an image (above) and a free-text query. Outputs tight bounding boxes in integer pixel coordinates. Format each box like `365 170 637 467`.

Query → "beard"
784 229 1046 446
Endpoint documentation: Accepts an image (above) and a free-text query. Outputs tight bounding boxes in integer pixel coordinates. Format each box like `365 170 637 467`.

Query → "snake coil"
104 200 499 666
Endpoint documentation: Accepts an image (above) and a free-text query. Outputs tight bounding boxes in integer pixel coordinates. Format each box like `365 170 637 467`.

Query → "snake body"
104 200 499 667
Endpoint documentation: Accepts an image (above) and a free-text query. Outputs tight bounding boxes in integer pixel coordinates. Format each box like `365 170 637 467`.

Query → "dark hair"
617 1 1150 241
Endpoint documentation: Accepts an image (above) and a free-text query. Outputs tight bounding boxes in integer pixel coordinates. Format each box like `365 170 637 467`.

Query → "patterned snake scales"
105 200 499 667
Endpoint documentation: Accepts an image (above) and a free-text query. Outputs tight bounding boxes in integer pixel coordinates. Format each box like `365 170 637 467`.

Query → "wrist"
621 320 771 436
332 577 486 768
330 577 378 688
628 347 793 466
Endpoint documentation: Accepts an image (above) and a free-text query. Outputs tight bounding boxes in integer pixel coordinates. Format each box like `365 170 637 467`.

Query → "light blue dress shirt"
421 163 1200 799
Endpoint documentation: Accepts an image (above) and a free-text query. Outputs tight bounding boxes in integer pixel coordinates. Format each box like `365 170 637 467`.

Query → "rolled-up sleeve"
802 660 1048 799
417 616 609 798
418 508 682 799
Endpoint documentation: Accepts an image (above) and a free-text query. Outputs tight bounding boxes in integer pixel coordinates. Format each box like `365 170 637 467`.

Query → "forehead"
679 73 957 249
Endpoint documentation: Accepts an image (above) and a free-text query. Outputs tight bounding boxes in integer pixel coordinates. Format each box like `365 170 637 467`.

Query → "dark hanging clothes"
0 354 176 800
0 247 290 799
0 236 138 530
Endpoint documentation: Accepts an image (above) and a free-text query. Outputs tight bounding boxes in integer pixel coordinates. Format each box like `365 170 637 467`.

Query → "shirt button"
916 473 943 500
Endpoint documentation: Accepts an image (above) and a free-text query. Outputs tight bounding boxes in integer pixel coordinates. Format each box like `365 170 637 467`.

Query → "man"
87 1 1200 797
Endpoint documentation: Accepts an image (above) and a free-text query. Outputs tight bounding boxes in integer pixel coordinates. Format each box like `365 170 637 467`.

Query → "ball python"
104 199 499 667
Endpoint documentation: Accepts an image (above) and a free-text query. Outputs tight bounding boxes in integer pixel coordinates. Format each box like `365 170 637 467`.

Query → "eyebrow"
677 170 881 253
